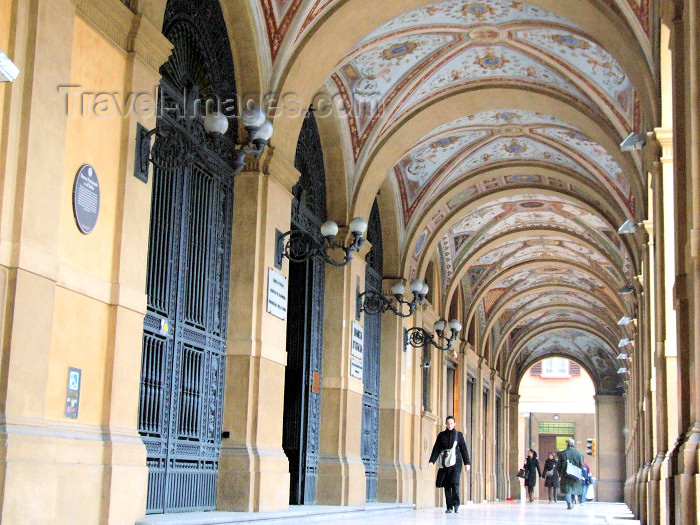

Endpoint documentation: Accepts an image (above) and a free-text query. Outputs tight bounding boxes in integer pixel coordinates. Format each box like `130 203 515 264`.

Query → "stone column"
657 127 679 523
377 280 413 503
595 395 626 501
315 236 370 506
508 393 521 499
677 3 700 524
217 150 298 512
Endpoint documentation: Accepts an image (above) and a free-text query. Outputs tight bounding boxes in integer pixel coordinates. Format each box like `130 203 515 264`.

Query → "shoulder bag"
437 440 457 468
564 460 583 480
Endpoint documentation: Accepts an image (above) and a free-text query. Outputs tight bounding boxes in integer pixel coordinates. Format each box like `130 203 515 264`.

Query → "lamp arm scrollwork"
275 229 364 269
357 290 416 317
404 326 458 352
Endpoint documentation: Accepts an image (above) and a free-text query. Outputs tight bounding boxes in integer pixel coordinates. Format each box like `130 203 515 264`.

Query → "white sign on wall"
350 358 363 380
266 268 288 320
350 321 363 380
351 322 363 359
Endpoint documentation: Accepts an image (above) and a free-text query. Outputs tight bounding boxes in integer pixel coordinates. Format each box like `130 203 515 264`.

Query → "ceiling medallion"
566 130 589 141
520 201 544 209
381 41 419 61
469 27 500 43
498 125 523 136
429 135 459 149
463 3 495 20
504 138 527 154
552 34 591 50
476 50 509 69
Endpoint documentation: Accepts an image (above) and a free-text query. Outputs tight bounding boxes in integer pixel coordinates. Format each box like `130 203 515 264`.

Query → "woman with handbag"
523 449 542 502
429 415 471 514
542 452 560 503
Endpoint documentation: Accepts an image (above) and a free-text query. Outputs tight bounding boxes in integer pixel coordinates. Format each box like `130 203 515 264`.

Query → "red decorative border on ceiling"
260 0 304 60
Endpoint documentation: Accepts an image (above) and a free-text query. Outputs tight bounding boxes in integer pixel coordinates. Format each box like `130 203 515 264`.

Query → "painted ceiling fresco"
433 194 632 293
515 328 624 394
328 0 638 169
392 109 632 229
254 0 647 392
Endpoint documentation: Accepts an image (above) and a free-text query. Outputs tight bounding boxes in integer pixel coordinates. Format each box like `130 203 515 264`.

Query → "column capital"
243 146 300 194
653 127 674 163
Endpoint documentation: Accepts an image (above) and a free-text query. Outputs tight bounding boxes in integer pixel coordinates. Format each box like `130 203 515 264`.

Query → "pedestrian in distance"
542 451 560 503
523 449 541 503
557 438 584 509
429 415 471 514
580 462 593 504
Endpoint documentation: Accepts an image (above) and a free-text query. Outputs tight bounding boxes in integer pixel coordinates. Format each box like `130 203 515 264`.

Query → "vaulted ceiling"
254 0 655 394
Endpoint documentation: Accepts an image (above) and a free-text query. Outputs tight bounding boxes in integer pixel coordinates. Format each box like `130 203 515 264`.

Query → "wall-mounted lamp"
404 319 462 352
618 316 636 326
275 216 367 268
617 366 628 374
0 50 19 82
618 284 635 295
553 414 560 420
620 132 646 152
357 279 428 317
618 338 634 347
134 104 273 182
617 219 642 235
617 352 629 360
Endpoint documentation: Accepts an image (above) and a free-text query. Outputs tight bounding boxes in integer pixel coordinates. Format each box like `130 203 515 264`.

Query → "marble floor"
138 502 640 525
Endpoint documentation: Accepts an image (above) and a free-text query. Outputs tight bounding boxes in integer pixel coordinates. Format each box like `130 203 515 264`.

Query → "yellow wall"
47 16 128 424
60 16 126 280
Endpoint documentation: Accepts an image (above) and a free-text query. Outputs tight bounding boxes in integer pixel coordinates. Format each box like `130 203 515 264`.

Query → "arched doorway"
362 200 383 502
282 109 328 505
137 0 238 513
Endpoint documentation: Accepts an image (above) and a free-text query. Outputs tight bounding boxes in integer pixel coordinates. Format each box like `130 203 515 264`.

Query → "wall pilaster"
217 151 297 512
596 395 626 501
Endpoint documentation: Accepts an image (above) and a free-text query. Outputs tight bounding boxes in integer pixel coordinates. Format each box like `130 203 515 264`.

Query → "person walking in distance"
523 449 541 503
580 462 593 504
557 438 584 509
542 451 560 503
429 416 471 514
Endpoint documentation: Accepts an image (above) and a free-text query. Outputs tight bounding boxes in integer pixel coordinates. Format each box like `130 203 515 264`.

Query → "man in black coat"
429 415 471 513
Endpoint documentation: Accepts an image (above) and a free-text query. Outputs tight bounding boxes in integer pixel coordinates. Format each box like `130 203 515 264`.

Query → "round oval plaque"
72 164 100 234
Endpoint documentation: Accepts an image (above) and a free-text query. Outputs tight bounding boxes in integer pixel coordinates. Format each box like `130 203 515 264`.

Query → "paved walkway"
138 502 639 525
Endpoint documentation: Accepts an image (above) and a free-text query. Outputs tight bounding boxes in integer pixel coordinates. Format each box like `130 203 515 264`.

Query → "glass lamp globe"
241 104 266 128
320 221 339 238
391 282 405 296
204 112 229 135
349 217 368 235
409 279 424 293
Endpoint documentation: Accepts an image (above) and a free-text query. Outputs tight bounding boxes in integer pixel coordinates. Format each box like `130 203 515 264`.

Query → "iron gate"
137 0 237 513
282 111 327 504
361 201 382 502
138 130 233 512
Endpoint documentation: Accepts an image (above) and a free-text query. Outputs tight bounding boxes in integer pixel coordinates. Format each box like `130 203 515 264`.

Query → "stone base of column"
316 454 366 505
377 462 416 502
416 468 439 509
0 422 148 524
217 445 290 512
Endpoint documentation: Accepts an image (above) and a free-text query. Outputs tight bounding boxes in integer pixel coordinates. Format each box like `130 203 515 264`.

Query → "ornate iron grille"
137 0 235 513
282 110 327 505
361 201 382 502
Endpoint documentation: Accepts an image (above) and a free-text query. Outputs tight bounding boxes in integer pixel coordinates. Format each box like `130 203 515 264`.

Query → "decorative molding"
258 146 301 194
128 14 174 73
71 0 133 51
653 127 674 163
71 0 172 73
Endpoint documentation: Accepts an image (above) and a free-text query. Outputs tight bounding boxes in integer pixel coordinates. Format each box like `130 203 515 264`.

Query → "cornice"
70 0 172 73
653 127 674 163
